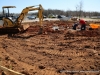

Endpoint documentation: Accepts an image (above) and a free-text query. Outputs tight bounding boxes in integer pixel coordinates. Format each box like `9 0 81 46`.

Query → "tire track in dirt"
0 33 100 75
37 49 88 57
0 38 60 75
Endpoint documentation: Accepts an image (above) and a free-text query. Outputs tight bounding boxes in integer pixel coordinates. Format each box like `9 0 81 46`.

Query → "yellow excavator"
0 4 43 36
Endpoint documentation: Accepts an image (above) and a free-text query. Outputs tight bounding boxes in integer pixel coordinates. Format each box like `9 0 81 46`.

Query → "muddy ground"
0 21 100 75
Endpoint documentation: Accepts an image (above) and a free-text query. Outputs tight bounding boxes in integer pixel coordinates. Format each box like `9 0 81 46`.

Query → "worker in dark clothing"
72 22 78 30
79 19 86 30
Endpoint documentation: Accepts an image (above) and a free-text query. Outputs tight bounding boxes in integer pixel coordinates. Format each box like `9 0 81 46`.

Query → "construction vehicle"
0 4 43 36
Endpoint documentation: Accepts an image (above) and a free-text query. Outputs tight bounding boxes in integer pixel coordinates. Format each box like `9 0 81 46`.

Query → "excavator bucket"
20 24 30 31
23 24 30 30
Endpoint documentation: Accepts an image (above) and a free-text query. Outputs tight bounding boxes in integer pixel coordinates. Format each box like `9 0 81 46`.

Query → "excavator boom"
16 4 43 25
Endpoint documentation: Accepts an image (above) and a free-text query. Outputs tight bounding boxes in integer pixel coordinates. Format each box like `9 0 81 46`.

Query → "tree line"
0 9 100 18
0 1 100 18
43 9 100 18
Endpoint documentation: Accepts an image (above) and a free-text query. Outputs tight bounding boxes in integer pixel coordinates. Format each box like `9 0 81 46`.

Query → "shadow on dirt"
8 34 38 39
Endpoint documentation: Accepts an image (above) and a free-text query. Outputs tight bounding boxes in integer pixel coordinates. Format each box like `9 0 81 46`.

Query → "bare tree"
76 0 83 18
75 5 79 17
40 7 100 18
79 1 83 18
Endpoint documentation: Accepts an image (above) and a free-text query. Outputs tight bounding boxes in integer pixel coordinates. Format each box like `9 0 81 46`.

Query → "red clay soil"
0 21 100 75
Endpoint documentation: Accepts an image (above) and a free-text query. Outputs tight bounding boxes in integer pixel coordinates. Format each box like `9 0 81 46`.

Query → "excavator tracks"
0 27 19 34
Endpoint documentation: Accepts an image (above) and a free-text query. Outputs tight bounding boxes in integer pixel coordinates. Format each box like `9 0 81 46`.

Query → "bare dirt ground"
0 21 100 75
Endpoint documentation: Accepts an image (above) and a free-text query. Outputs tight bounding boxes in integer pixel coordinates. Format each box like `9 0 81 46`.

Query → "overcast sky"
0 0 100 13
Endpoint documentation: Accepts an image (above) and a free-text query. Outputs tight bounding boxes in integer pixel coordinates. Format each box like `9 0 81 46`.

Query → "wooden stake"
0 65 25 75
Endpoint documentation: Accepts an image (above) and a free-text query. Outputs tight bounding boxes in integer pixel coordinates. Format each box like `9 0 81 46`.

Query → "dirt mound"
27 24 100 37
65 30 100 37
77 30 100 37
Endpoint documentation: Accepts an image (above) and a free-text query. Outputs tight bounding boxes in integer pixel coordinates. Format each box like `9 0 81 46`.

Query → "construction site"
0 4 100 75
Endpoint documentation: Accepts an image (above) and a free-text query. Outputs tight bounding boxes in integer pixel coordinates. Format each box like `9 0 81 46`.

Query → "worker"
79 19 86 30
72 22 78 30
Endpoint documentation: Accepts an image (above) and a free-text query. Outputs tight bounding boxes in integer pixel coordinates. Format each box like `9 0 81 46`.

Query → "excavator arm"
15 4 43 27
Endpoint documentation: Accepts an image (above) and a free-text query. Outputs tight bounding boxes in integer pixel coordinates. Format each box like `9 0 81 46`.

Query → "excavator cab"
2 6 16 20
